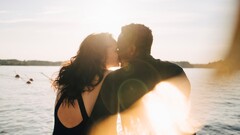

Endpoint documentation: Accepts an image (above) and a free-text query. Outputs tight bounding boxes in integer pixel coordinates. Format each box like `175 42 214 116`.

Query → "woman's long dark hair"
53 33 115 105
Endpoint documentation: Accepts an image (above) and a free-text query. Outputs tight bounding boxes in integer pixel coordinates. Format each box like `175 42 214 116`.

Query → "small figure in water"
15 74 20 78
26 81 31 84
29 78 34 81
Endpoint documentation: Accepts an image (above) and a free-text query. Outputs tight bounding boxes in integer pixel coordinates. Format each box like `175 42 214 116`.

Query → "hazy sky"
0 0 239 63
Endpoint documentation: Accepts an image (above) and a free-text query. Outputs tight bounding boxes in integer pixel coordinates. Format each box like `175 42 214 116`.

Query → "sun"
83 0 128 39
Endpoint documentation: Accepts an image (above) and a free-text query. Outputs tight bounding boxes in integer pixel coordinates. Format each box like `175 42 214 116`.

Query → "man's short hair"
120 23 153 55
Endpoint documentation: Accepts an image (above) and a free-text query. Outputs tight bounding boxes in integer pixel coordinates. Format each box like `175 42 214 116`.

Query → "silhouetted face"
105 40 119 68
117 33 135 64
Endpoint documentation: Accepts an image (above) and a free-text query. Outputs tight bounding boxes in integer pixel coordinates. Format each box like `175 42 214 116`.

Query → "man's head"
117 23 153 63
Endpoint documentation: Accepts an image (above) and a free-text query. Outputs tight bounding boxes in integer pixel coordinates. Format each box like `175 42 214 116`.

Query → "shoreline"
0 59 223 68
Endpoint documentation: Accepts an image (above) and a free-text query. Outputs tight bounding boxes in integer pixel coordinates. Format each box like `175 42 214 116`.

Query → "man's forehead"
118 33 125 40
118 33 131 42
118 33 126 43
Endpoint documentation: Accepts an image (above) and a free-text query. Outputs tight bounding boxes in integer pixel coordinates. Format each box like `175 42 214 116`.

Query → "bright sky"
0 0 239 63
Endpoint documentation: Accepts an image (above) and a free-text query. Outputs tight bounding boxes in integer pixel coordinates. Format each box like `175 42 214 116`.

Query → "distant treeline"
173 60 224 68
0 59 223 68
191 60 224 68
0 59 62 66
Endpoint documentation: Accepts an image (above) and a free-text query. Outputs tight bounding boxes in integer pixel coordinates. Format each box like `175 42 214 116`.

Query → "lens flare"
142 82 195 135
90 82 198 135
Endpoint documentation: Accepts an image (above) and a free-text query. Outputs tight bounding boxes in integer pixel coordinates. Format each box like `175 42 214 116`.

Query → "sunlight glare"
83 0 127 38
108 66 121 71
143 82 195 135
90 82 198 135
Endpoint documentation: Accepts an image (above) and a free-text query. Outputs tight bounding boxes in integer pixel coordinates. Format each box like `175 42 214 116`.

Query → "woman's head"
76 33 118 69
53 33 118 105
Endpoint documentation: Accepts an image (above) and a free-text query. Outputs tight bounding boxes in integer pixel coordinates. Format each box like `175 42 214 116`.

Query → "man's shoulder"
105 68 125 81
154 59 184 78
107 68 123 76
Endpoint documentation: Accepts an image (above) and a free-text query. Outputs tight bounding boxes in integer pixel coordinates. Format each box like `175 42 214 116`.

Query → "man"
91 23 191 121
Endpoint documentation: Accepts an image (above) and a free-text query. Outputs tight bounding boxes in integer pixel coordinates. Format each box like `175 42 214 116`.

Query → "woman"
52 33 119 135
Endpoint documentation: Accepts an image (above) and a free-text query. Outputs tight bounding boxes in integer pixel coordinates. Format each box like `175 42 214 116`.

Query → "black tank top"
53 95 91 135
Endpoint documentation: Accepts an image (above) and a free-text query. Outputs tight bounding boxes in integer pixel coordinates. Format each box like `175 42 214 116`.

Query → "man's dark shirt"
91 55 184 122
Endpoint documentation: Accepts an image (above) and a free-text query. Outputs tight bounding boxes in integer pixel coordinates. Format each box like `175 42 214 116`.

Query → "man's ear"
129 44 136 56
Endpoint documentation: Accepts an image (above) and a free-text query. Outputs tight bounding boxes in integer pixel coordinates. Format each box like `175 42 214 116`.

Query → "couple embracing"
52 23 191 135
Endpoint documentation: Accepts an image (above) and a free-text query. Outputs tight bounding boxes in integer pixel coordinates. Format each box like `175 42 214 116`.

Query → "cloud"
40 6 71 15
41 10 65 15
0 10 8 14
0 18 35 23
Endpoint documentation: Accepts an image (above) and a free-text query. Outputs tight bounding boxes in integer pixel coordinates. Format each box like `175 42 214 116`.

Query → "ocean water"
0 66 239 135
